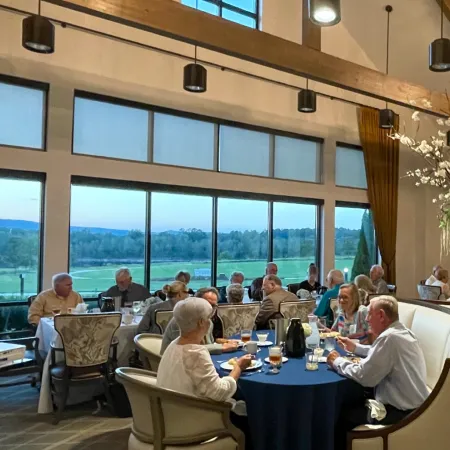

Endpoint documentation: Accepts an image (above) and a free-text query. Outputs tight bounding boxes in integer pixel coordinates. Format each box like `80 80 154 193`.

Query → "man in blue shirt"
314 269 344 326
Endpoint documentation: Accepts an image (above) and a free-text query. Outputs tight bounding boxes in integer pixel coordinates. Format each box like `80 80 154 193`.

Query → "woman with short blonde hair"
354 274 376 306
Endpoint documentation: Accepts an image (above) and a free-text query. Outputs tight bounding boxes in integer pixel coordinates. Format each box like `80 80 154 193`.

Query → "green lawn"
0 257 356 300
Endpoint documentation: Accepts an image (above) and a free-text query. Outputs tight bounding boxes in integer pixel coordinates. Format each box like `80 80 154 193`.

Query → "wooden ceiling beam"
437 0 450 22
302 0 321 51
45 0 449 116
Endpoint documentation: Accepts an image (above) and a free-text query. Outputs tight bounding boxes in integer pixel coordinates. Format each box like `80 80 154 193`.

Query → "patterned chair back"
155 310 174 334
54 313 121 367
417 284 442 301
216 304 260 338
279 300 316 322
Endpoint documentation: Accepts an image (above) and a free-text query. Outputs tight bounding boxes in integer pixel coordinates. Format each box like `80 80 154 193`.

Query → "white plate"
220 359 263 371
257 341 273 347
264 356 288 364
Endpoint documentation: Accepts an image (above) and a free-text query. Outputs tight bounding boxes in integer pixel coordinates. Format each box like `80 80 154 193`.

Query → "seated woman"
157 297 252 440
354 274 376 306
175 270 195 296
297 264 321 293
331 283 369 343
226 283 244 304
137 281 189 334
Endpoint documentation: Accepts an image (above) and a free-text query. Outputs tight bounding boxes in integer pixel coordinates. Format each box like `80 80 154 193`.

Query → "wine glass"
268 346 282 374
132 301 141 316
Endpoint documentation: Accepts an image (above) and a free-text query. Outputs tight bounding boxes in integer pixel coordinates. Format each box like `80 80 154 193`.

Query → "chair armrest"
50 342 65 367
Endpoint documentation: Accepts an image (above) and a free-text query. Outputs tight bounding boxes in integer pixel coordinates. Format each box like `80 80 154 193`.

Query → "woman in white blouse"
157 297 252 402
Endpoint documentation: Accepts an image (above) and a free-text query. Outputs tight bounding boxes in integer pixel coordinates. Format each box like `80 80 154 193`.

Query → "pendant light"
22 0 55 54
429 0 450 72
379 5 395 129
183 0 207 93
298 79 317 113
308 0 341 27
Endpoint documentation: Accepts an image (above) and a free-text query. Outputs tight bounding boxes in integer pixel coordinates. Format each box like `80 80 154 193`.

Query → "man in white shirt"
327 296 429 449
431 268 450 298
425 264 442 285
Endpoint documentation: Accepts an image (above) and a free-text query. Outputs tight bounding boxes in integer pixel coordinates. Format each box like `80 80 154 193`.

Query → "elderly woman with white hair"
370 265 389 294
226 283 245 304
157 297 252 401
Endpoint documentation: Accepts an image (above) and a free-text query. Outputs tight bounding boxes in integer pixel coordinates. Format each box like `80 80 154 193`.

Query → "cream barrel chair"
349 299 450 450
134 334 163 372
279 300 316 322
116 367 244 450
216 303 260 338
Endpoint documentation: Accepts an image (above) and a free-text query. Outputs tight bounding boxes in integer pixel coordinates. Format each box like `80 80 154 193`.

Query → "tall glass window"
70 185 147 296
273 203 318 286
216 198 268 287
336 145 367 189
150 193 213 292
0 81 45 149
334 205 376 281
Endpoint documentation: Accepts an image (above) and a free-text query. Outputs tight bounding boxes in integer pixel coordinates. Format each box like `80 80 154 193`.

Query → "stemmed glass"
132 301 141 316
268 346 282 374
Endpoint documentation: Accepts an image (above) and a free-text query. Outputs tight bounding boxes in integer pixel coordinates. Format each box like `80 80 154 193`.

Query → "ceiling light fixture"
298 79 317 113
22 0 55 54
183 0 207 93
429 0 450 72
379 5 395 129
308 0 341 27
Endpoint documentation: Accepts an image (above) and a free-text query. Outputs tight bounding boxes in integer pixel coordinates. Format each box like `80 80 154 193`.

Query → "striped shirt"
332 305 369 343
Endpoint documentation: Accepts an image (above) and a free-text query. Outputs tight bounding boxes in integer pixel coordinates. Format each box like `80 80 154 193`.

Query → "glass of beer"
269 346 282 374
241 329 252 343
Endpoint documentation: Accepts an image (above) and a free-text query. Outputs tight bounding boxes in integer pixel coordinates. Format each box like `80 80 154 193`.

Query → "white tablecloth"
36 315 142 414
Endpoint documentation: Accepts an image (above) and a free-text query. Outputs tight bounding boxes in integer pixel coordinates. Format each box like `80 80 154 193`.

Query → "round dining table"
210 330 364 450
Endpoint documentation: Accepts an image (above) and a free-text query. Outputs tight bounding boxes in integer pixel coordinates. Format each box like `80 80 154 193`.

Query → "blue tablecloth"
211 331 364 450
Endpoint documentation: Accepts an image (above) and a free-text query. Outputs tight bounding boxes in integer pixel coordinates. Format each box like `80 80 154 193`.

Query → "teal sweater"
314 284 342 323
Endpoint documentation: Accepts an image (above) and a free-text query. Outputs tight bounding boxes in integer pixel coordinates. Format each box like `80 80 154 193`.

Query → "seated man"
297 263 321 293
28 273 83 325
255 275 298 329
425 264 442 286
161 287 237 355
315 269 344 326
370 265 389 294
218 271 244 303
249 262 278 301
226 283 245 304
431 268 450 298
104 267 151 307
328 296 429 449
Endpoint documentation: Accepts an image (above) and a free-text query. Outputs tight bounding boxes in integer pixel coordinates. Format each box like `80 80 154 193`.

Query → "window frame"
0 169 46 306
71 175 323 288
0 74 49 151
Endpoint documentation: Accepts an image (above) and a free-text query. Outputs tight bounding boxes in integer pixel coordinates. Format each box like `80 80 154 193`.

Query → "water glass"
324 337 335 354
269 346 282 374
305 352 319 371
132 301 141 315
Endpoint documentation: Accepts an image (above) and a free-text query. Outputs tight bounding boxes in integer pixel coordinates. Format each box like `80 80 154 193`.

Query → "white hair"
371 265 384 277
115 267 131 278
226 283 244 304
52 273 72 288
328 269 344 285
229 271 244 283
173 297 212 334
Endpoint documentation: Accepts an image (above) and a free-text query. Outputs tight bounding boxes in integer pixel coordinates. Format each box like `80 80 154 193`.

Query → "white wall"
0 0 443 297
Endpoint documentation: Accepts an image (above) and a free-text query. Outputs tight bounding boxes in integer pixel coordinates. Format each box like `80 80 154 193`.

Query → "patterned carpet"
0 379 132 450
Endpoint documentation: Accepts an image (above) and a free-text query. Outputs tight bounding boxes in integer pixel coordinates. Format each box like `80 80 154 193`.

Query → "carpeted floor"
0 379 132 450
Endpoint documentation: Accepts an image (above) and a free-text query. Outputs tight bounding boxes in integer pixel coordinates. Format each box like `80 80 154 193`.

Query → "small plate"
220 359 263 371
257 341 273 347
264 356 288 364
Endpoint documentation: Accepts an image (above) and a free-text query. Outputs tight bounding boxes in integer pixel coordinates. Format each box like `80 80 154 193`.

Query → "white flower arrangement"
389 96 450 253
302 323 312 337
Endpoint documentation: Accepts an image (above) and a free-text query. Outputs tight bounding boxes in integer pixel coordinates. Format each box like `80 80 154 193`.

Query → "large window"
181 0 258 29
335 145 367 189
334 204 376 281
69 185 147 296
216 198 268 287
273 203 318 285
150 193 213 291
0 80 46 149
0 176 43 333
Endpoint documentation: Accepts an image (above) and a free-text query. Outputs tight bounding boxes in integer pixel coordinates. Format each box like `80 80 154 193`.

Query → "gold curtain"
357 107 399 284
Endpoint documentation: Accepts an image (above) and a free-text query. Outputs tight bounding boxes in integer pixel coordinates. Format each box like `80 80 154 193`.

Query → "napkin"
365 399 387 422
75 303 88 313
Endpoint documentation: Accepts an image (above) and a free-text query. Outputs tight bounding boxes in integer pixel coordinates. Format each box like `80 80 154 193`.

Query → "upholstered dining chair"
50 313 121 424
417 284 442 301
279 300 316 322
134 334 162 372
115 367 244 450
155 310 173 334
216 303 260 338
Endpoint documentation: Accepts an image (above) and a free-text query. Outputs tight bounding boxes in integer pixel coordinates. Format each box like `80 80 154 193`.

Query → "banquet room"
1 0 450 450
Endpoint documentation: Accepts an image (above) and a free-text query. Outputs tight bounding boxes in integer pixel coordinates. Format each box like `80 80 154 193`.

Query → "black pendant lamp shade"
298 89 317 113
379 108 395 129
22 15 55 54
183 63 207 93
429 38 450 72
309 0 341 27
